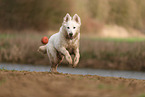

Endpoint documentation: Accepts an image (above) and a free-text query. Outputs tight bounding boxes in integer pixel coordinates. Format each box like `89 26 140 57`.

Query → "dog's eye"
67 27 70 29
73 27 76 29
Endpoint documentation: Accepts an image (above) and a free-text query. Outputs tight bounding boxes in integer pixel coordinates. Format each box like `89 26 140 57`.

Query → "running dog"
38 13 81 72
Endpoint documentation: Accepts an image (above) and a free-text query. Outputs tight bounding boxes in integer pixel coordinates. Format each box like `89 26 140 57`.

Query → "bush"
0 0 71 30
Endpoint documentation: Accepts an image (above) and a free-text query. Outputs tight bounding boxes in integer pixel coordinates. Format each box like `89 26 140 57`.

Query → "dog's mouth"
68 35 73 40
65 31 74 40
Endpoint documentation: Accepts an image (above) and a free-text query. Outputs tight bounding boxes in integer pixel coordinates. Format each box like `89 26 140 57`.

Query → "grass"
1 32 145 71
91 37 145 42
0 32 46 39
12 69 17 72
0 67 7 71
1 32 145 42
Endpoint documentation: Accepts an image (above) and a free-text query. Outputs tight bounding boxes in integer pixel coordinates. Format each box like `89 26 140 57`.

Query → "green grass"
0 33 44 39
0 67 7 71
12 69 17 72
90 37 145 42
0 33 23 39
1 33 145 43
0 33 15 39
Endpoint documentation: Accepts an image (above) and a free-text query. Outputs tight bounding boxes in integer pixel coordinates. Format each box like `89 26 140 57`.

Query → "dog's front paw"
66 55 72 65
72 59 78 68
72 55 80 68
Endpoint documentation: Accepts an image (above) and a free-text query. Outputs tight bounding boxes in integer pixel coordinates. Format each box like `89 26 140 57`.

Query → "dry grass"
0 32 48 65
1 33 145 71
80 39 145 71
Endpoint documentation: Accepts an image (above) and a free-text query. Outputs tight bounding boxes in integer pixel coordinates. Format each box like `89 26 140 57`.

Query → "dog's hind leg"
50 64 58 73
47 46 60 73
57 51 64 64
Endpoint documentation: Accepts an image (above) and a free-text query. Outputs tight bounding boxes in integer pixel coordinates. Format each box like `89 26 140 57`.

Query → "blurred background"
0 0 145 71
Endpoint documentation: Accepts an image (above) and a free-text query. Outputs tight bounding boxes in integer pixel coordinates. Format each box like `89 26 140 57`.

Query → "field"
1 32 145 71
1 0 145 97
0 70 145 97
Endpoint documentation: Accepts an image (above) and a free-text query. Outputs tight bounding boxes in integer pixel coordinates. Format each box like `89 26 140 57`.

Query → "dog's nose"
69 33 73 36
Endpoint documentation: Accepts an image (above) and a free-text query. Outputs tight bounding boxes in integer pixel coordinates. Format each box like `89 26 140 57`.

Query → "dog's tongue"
68 35 73 39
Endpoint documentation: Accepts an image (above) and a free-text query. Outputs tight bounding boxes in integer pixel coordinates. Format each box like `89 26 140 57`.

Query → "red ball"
41 36 48 44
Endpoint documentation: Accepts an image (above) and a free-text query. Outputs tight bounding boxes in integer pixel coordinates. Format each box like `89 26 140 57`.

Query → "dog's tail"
38 45 47 54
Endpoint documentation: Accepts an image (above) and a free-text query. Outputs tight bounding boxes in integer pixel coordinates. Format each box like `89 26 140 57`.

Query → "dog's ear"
64 13 71 22
73 14 81 25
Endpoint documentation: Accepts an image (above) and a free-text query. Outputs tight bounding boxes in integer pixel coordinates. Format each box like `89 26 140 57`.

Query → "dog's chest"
66 39 76 48
65 40 77 54
66 47 74 55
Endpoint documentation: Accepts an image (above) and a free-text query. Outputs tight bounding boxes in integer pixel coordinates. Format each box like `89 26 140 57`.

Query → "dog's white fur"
38 13 81 72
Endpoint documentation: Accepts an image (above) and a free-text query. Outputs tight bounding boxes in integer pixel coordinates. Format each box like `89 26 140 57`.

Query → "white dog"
38 13 81 72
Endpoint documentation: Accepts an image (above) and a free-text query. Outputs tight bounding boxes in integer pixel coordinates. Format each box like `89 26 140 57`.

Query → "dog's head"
62 13 81 40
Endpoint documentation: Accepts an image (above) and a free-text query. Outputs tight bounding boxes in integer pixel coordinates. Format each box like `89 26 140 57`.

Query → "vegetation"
1 0 145 71
80 39 145 71
1 33 145 71
0 0 145 32
87 0 145 31
0 0 71 30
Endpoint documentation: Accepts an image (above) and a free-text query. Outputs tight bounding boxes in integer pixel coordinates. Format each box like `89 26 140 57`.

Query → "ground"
0 70 145 97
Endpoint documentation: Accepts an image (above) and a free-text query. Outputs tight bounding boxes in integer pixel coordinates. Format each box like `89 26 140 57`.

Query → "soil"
0 70 145 97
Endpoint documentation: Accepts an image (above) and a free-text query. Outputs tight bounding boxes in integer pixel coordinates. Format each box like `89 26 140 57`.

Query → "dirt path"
0 70 145 97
